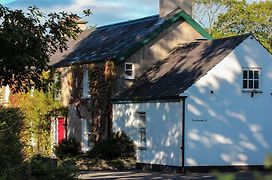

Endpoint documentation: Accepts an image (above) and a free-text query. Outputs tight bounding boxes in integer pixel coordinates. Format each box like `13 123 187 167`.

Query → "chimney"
159 0 192 18
75 19 89 31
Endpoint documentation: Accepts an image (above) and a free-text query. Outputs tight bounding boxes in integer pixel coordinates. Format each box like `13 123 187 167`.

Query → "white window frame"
82 69 91 99
137 112 147 150
125 62 135 80
4 85 10 106
242 67 261 92
53 72 62 100
81 118 92 152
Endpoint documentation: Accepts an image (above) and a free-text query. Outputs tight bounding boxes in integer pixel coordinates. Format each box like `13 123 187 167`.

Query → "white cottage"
112 34 272 171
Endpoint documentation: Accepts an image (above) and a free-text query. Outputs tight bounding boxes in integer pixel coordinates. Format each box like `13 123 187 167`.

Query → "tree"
210 0 272 52
0 5 90 92
193 0 238 32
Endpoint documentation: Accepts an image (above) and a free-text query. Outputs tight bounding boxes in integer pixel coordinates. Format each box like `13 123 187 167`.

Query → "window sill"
242 90 263 93
81 96 92 100
137 147 147 150
125 77 135 80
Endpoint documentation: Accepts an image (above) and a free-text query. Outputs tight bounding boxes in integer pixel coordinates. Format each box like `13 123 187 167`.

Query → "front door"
57 117 65 144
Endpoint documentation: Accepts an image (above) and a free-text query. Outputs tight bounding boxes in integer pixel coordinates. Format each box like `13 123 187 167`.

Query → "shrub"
55 138 81 159
29 155 78 180
30 155 57 179
0 108 24 176
88 131 135 160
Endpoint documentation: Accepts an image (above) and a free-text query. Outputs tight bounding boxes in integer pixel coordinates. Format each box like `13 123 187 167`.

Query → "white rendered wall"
183 36 272 167
113 102 183 167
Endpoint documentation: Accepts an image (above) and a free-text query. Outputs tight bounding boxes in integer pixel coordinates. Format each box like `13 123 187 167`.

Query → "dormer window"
125 62 135 80
242 68 261 91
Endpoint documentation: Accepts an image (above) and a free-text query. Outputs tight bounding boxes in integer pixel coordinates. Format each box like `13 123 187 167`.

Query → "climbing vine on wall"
70 61 116 142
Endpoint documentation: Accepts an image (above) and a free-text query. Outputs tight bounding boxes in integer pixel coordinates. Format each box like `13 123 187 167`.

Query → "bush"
30 155 57 179
0 108 24 176
55 138 81 159
88 131 135 160
29 155 78 180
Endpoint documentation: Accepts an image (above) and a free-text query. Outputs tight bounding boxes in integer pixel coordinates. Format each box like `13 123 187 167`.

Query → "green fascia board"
180 11 213 40
116 11 213 62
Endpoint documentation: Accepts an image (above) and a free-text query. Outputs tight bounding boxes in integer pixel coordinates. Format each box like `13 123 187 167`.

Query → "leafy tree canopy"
194 0 238 30
0 5 90 92
195 0 271 52
210 0 272 52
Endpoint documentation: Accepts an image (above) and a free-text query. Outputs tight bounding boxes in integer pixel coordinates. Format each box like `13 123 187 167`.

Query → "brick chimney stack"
159 0 192 18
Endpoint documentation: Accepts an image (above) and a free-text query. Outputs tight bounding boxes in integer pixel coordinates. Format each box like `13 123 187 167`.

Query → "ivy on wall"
69 61 116 142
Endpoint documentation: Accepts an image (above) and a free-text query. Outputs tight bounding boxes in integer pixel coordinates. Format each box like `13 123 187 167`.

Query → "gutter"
111 95 182 104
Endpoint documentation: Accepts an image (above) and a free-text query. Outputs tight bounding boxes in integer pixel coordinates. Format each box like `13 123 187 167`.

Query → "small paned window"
242 68 260 90
82 69 91 98
125 63 135 80
137 112 146 149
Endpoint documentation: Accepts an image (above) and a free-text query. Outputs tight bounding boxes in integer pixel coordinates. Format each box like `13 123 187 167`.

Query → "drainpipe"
180 96 187 173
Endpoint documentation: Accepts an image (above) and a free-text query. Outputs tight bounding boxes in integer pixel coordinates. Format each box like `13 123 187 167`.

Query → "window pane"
249 80 253 89
87 134 92 147
125 64 133 70
140 129 146 143
86 120 92 133
254 71 259 79
243 70 248 79
249 70 253 79
83 69 90 97
139 115 146 122
254 80 259 89
125 70 132 76
243 80 248 89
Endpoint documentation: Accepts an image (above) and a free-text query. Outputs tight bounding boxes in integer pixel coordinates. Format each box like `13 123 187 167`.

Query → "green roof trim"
116 10 213 62
180 11 213 40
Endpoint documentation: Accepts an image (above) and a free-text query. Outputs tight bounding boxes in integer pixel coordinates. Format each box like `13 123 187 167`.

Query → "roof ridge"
96 15 160 30
212 33 251 41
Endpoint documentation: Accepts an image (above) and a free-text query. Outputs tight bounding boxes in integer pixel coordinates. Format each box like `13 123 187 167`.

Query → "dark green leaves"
0 5 89 93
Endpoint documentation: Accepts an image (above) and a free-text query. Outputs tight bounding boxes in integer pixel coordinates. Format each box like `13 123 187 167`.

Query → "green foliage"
55 138 81 159
1 155 79 180
55 159 79 180
194 0 237 30
0 5 90 92
210 0 272 52
30 155 57 179
88 131 135 160
12 89 66 159
0 108 24 176
28 155 78 180
265 155 272 170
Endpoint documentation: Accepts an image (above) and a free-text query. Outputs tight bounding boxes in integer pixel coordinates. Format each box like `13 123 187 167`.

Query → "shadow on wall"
114 36 272 167
113 101 183 166
184 38 272 166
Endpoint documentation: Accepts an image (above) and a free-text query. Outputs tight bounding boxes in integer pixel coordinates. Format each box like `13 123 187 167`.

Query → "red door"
58 117 65 144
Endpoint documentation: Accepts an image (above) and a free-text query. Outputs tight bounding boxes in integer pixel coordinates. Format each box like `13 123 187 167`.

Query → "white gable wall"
112 102 183 166
183 36 272 166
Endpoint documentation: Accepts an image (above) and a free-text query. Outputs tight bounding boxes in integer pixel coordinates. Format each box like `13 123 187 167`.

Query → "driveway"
79 170 226 180
79 170 268 180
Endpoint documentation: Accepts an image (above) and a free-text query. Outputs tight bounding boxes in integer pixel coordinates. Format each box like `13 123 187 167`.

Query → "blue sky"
2 0 158 27
1 0 262 27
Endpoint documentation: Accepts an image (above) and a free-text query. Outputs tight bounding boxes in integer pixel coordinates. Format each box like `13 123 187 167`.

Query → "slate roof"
51 10 213 68
113 34 251 101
